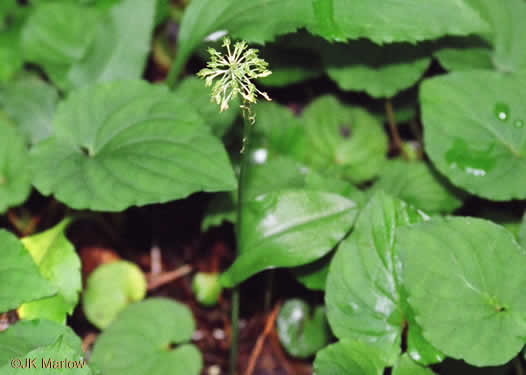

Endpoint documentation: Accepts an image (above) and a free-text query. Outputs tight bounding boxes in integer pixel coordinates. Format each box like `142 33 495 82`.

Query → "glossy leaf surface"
277 299 330 358
326 192 435 364
421 71 526 200
221 190 357 287
397 217 526 366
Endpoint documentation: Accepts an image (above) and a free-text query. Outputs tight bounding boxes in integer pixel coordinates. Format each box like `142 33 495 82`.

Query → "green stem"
230 110 253 375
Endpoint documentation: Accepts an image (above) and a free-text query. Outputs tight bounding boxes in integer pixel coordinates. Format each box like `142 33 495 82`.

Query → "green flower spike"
197 38 272 122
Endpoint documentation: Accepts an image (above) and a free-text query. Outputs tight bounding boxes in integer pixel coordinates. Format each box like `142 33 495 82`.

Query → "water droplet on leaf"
445 139 496 177
494 103 510 122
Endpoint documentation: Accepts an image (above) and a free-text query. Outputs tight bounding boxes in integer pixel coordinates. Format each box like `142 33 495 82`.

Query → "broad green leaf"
21 2 99 84
64 0 156 89
0 75 59 144
302 96 388 184
31 80 236 211
22 0 156 90
0 230 56 313
202 155 364 231
421 71 526 200
465 0 526 73
433 36 493 72
91 298 202 375
3 336 91 374
322 41 431 98
221 190 357 287
277 299 330 358
83 261 147 329
373 160 464 214
405 316 445 366
0 121 32 213
252 101 306 162
175 76 239 137
396 217 526 366
17 219 80 323
326 192 433 364
0 22 23 83
308 0 488 44
171 0 315 80
292 253 331 291
0 319 86 370
201 155 309 232
313 339 387 375
393 355 435 375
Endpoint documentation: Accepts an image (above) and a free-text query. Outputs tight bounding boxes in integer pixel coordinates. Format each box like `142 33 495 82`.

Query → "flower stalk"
198 37 272 375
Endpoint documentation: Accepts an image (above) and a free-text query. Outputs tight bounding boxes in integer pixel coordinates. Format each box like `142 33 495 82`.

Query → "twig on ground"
150 244 163 276
147 265 192 290
244 302 281 375
82 332 98 354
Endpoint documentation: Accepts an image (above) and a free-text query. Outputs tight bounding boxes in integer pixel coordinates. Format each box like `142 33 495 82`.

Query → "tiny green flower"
197 38 272 115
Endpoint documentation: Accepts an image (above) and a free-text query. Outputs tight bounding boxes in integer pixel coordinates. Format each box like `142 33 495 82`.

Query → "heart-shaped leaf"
421 71 526 200
90 298 202 375
221 190 357 287
372 159 464 214
302 96 388 184
396 217 526 366
313 339 387 375
308 0 488 44
277 299 330 358
326 192 440 365
0 230 56 313
83 261 147 329
322 41 431 98
0 319 87 372
18 219 81 323
0 121 32 214
31 80 236 211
